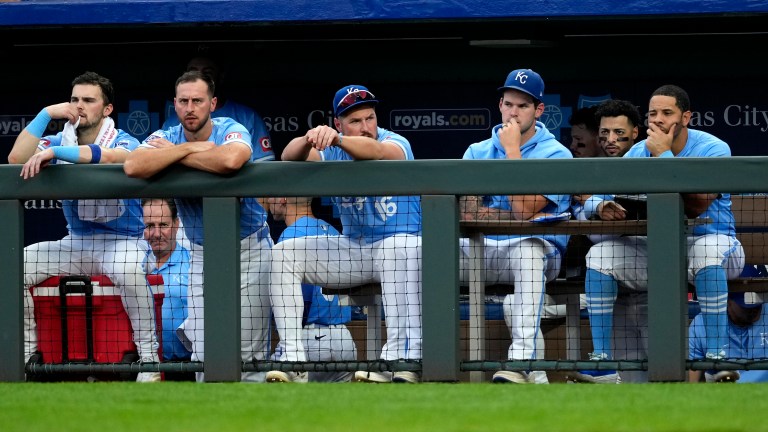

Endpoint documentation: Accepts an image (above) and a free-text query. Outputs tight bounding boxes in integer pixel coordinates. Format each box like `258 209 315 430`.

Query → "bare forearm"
180 153 238 174
180 144 249 174
338 136 384 160
8 130 41 164
461 196 515 221
282 137 314 161
460 196 481 220
479 206 516 221
124 147 193 178
508 194 547 221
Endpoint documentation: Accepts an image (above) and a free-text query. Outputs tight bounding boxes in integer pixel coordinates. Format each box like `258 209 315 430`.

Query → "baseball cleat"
136 372 162 383
266 371 308 383
492 370 532 384
566 352 620 384
706 370 740 383
565 370 620 384
354 371 393 383
392 371 420 383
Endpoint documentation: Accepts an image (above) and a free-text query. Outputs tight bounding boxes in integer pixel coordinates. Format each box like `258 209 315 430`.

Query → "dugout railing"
1 157 768 382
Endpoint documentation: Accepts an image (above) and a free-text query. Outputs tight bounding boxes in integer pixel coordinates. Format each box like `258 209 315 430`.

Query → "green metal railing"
1 157 767 382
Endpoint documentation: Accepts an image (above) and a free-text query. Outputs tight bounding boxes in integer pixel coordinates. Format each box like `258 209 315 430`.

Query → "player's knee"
586 240 624 270
380 233 419 259
512 238 548 261
271 237 303 262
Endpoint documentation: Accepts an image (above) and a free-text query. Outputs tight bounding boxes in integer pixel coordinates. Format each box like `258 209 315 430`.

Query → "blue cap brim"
497 85 539 101
730 292 764 309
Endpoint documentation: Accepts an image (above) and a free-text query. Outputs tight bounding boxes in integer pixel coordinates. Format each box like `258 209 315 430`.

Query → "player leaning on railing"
9 71 160 382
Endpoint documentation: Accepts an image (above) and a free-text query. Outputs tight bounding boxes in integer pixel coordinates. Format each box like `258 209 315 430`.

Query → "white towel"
59 117 81 151
62 117 126 223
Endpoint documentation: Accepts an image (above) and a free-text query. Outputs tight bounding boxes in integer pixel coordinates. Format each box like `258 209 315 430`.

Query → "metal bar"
647 193 687 381
202 197 241 382
421 195 460 382
467 230 486 383
3 158 768 199
0 200 24 382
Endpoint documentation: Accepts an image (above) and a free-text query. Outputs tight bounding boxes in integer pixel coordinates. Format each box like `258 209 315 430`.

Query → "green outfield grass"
2 382 766 432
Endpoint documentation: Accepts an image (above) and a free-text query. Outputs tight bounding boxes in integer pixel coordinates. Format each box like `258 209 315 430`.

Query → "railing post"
0 200 24 382
647 193 687 381
421 195 460 381
203 197 241 381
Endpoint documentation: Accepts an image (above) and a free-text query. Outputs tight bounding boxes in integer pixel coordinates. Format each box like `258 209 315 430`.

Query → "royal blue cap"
333 85 379 117
729 292 764 309
498 69 545 100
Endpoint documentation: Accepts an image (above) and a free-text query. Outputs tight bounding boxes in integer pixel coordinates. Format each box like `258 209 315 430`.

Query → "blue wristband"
25 108 52 138
51 146 82 164
87 144 102 164
658 150 674 158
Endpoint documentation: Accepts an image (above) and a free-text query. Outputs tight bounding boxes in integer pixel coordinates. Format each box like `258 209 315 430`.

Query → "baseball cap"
729 292 764 309
333 85 378 117
498 69 545 101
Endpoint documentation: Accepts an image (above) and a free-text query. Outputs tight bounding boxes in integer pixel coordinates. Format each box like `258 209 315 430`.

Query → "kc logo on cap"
515 70 531 84
498 68 545 100
333 84 379 117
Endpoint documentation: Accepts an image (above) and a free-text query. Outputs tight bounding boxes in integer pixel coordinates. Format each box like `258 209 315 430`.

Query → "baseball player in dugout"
595 99 642 158
269 84 423 383
8 71 161 382
568 105 604 158
568 99 648 383
267 196 357 383
161 53 273 162
124 70 275 383
569 85 745 384
141 198 194 381
689 289 768 383
460 68 573 384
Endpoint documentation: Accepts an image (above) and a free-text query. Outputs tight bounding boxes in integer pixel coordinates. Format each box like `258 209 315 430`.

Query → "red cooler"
31 274 164 364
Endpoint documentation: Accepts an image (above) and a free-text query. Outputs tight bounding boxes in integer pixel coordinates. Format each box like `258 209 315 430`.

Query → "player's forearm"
97 148 131 164
124 147 190 178
8 129 42 164
337 136 385 160
179 154 238 174
479 206 516 221
460 196 480 220
509 194 547 220
461 196 515 221
180 146 248 174
282 137 314 161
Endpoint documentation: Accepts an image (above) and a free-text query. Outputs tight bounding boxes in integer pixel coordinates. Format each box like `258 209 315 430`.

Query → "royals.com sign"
390 109 491 132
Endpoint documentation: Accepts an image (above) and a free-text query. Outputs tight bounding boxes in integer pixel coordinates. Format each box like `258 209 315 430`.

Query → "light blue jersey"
141 117 271 246
38 129 144 237
689 309 768 383
319 127 422 244
463 121 572 254
279 216 351 326
147 244 192 361
163 100 274 162
624 129 735 237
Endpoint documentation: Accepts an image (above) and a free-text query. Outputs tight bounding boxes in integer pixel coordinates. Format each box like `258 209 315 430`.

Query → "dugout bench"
331 194 768 382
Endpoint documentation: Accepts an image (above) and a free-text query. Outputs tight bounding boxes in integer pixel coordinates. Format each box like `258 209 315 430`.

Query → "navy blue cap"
333 85 378 117
729 292 764 309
